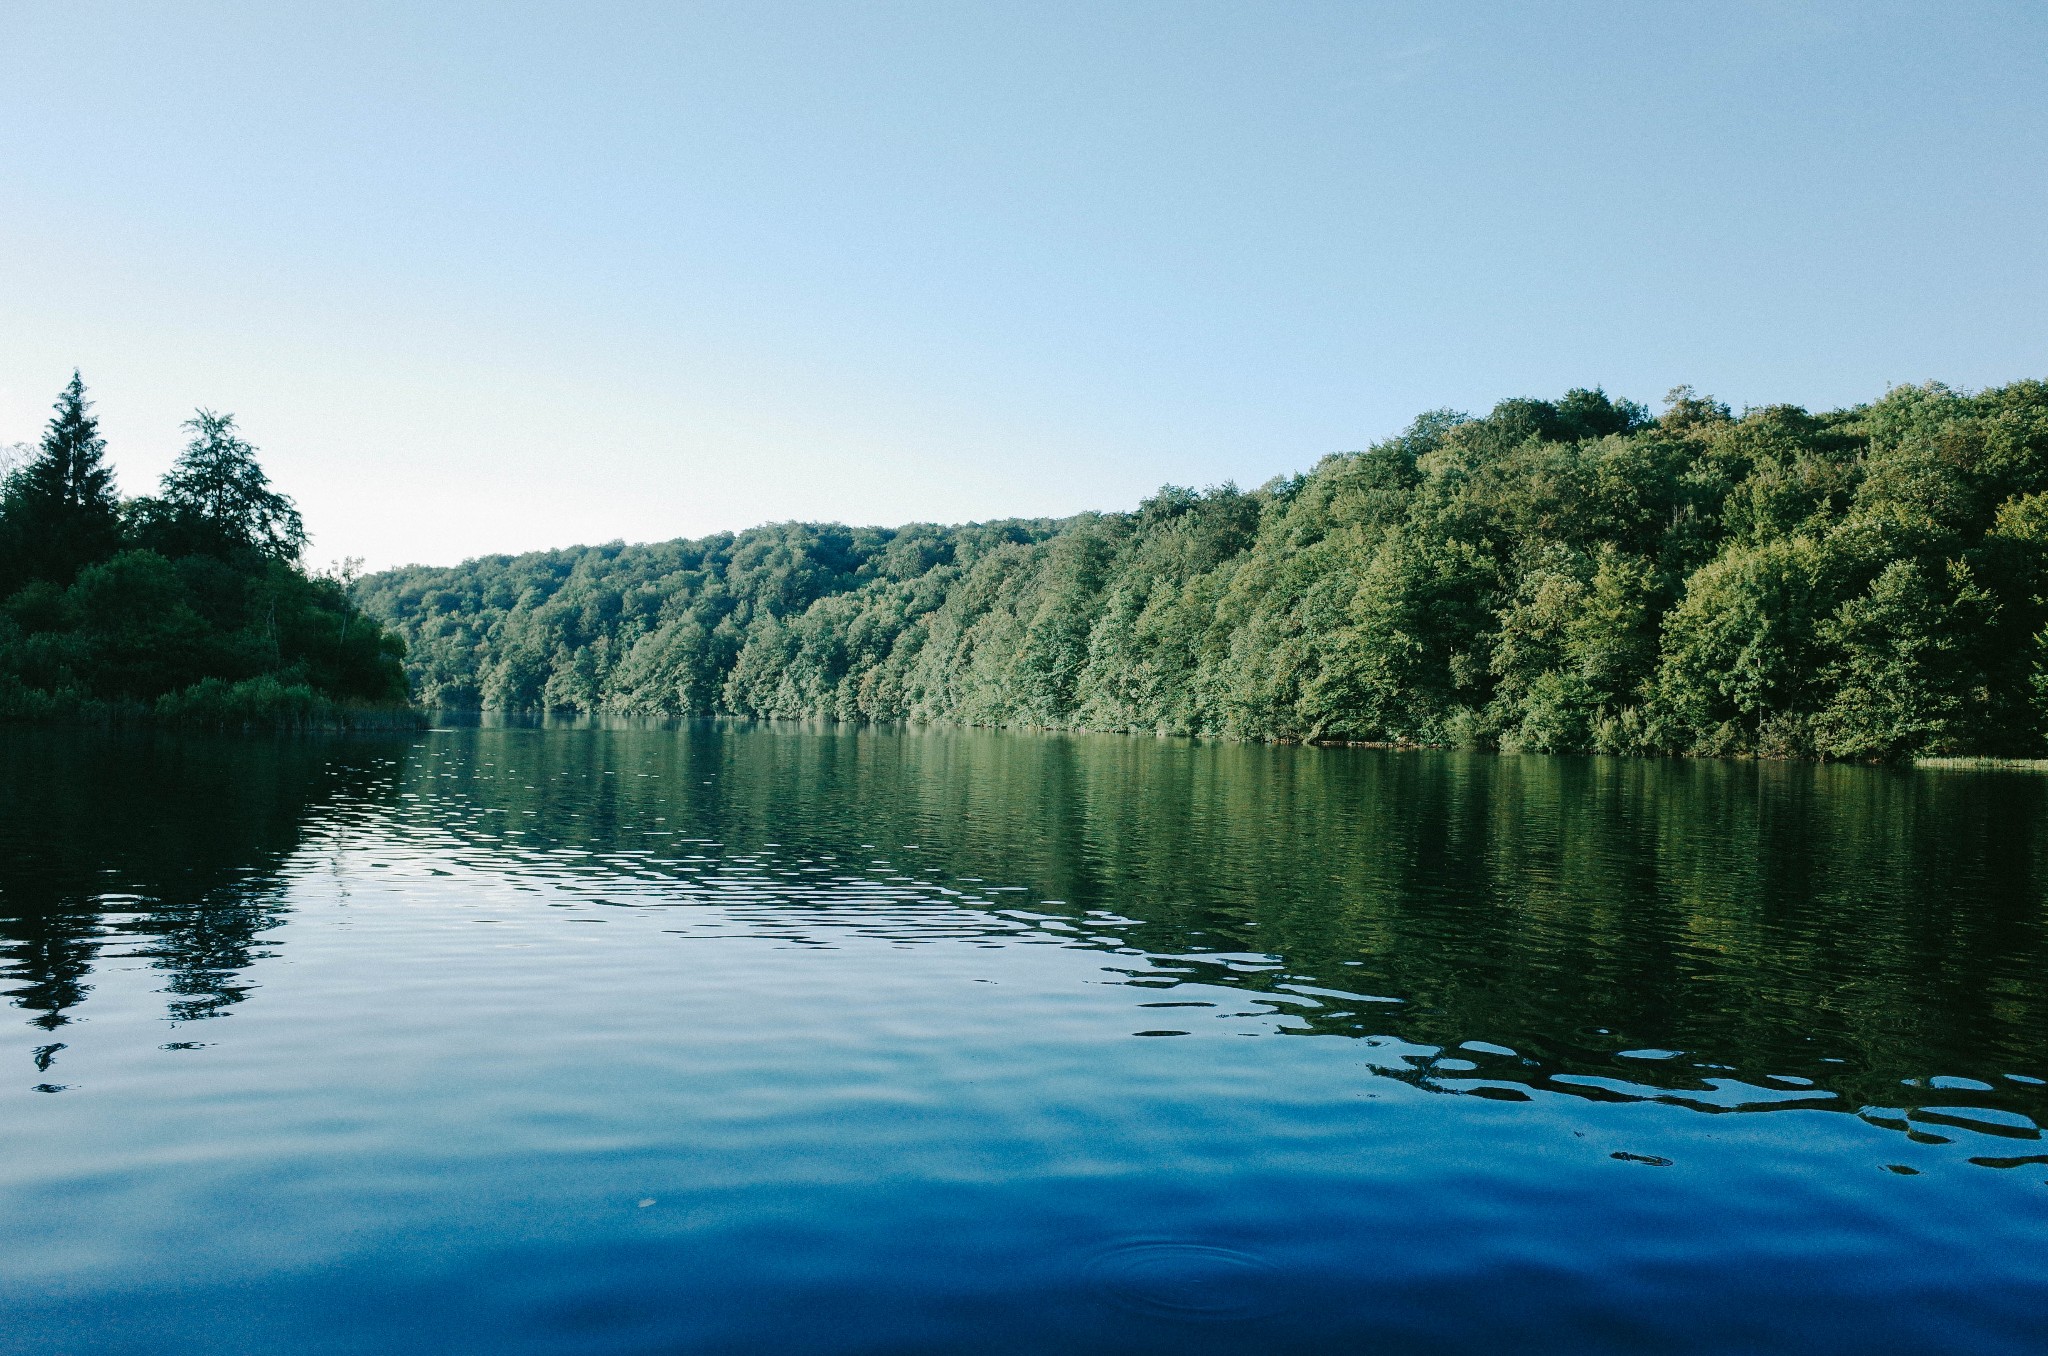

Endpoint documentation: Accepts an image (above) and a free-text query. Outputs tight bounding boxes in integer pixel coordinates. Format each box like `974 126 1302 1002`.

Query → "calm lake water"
2 720 2045 1354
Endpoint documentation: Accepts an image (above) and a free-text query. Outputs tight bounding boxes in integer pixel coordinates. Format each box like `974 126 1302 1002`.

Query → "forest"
362 376 2048 760
0 375 411 727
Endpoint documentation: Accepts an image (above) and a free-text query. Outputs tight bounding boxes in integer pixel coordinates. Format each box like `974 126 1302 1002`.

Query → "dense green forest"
0 375 411 726
360 377 2048 760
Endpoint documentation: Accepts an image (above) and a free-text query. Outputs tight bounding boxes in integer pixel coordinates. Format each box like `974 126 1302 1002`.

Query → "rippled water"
2 719 2045 1354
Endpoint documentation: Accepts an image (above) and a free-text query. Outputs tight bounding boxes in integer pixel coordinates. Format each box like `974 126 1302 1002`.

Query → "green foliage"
0 372 123 591
1653 536 1842 754
153 675 421 730
358 378 2048 760
131 410 308 561
0 377 410 722
1814 559 1993 760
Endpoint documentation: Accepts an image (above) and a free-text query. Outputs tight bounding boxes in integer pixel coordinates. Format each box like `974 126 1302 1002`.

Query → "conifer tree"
0 372 123 588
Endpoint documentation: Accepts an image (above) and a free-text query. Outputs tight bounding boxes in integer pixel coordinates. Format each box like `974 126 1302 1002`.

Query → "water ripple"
1086 1241 1286 1321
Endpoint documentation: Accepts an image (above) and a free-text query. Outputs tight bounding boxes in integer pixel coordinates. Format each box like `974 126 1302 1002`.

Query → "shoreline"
0 696 429 733
391 707 2048 766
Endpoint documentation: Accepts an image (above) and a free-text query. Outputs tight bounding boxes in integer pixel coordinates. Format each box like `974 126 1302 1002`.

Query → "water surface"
2 720 2045 1353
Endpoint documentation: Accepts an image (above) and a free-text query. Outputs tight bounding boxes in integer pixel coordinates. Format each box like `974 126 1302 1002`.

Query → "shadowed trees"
0 372 122 594
0 375 409 722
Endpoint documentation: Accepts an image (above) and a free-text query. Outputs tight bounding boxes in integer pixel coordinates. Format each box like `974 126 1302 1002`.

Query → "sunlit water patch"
1 720 2045 1354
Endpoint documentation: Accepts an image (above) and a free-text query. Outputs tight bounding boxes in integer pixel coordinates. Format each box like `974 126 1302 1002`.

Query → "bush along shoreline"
1 374 419 732
358 378 2048 762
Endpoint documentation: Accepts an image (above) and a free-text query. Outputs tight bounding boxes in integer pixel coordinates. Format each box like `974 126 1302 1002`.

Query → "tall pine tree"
0 372 123 590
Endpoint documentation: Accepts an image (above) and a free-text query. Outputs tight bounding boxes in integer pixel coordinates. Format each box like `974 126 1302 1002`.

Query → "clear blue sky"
3 2 2044 568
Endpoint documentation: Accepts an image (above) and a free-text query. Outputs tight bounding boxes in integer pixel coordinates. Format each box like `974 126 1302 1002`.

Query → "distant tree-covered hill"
356 379 2048 760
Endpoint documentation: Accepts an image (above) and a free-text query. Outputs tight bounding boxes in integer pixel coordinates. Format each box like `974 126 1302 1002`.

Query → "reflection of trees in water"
10 714 2039 1146
0 731 406 1059
412 720 2048 1132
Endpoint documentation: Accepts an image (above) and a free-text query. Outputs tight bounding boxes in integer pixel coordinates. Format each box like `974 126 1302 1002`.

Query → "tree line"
359 377 2048 759
0 374 410 725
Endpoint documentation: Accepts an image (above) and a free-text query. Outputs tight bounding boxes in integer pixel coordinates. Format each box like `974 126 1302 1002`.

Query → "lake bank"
0 675 426 731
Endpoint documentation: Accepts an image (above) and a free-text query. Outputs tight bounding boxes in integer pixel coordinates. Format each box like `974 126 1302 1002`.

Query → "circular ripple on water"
1087 1240 1285 1321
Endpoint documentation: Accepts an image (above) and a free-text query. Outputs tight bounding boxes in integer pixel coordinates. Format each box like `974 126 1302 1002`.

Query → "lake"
2 719 2045 1354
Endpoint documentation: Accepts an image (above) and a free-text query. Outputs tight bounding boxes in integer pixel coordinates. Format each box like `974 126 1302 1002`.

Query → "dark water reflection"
2 719 2045 1353
0 733 402 1033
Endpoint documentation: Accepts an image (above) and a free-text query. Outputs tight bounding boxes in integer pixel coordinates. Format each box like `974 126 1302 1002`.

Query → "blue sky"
3 1 2044 568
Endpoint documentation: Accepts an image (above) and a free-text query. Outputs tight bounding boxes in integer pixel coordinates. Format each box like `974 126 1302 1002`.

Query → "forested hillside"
358 379 2048 759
